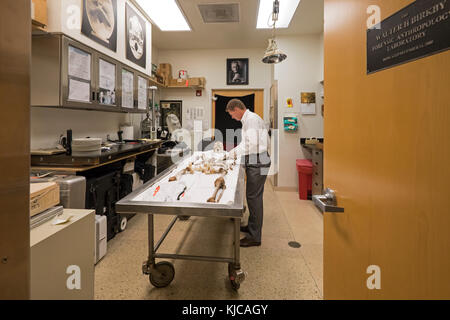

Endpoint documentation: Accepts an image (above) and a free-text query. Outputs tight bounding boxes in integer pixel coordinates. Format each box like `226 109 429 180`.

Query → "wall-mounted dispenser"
284 114 298 132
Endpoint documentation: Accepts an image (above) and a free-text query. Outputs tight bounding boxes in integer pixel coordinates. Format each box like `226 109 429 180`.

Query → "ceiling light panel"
134 0 191 31
257 0 301 29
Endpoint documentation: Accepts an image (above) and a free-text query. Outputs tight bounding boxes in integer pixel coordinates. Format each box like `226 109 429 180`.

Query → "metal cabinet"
61 36 96 109
136 72 149 112
32 34 148 113
95 53 121 111
119 65 136 111
119 67 149 113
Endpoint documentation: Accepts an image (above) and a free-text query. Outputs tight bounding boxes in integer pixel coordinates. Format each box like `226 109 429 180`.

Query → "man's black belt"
244 152 271 168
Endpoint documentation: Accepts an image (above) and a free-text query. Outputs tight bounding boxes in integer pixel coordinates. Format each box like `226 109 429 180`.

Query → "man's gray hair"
226 98 246 111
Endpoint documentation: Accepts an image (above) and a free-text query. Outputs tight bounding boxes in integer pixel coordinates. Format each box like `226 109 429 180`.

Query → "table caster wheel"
149 261 175 288
118 215 128 232
179 216 190 221
228 263 245 291
231 279 240 290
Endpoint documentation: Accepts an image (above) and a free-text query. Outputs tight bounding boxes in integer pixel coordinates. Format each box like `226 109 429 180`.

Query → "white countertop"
30 209 95 247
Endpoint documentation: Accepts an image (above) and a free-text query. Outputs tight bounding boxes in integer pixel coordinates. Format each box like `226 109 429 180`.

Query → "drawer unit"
312 149 323 196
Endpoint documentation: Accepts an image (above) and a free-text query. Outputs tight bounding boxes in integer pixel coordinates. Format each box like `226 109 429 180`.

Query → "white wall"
157 48 272 139
152 44 159 66
274 34 324 188
32 0 152 149
31 108 140 149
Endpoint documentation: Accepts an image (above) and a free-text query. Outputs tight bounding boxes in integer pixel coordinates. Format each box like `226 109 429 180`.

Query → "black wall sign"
126 3 146 69
367 0 450 74
81 0 118 52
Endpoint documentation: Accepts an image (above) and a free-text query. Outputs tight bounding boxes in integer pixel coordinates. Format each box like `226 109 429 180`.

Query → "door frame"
269 81 278 187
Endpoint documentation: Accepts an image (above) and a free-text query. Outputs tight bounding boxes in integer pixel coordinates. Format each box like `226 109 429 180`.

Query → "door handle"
313 188 344 213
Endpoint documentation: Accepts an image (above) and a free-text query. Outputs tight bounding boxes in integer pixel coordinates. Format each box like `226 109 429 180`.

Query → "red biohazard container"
296 159 313 200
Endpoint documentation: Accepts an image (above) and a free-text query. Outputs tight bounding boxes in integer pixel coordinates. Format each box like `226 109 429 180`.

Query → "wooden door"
0 0 31 299
211 89 264 129
324 0 450 299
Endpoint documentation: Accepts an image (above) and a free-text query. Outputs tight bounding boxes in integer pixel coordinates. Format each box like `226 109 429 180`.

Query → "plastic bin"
296 159 313 200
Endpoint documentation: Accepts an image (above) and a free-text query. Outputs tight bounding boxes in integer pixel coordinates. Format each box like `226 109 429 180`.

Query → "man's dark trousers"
245 153 271 242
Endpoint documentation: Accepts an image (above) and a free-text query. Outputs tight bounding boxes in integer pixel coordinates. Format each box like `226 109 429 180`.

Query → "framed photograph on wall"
227 58 249 85
126 3 146 69
301 92 316 115
81 0 117 52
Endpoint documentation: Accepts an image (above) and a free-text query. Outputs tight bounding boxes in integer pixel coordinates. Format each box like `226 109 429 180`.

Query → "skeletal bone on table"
191 155 235 174
168 164 194 182
185 163 194 174
213 142 224 153
216 185 226 203
207 171 227 203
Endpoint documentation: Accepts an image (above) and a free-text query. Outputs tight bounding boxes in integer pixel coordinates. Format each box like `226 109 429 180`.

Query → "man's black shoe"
240 237 261 247
240 225 249 233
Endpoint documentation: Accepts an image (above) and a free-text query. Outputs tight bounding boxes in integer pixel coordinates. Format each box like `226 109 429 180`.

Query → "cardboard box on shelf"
30 182 60 217
158 63 173 86
31 0 48 27
168 78 206 88
189 77 206 87
158 63 172 78
169 79 188 87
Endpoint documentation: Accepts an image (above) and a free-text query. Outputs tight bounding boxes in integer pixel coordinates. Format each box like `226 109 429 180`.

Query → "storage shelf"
149 77 165 88
166 84 205 90
166 78 206 90
147 78 205 90
156 63 206 90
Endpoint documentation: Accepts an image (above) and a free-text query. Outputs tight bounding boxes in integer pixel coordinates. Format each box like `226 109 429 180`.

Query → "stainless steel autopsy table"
116 154 246 290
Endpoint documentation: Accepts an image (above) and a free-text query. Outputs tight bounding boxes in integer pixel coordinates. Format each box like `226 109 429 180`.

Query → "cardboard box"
168 78 206 88
169 78 188 87
158 63 173 86
189 77 206 87
31 0 48 27
30 182 60 217
158 63 172 78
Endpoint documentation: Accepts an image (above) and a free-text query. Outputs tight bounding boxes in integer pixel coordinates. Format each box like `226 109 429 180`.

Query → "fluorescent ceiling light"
257 0 301 29
134 0 191 31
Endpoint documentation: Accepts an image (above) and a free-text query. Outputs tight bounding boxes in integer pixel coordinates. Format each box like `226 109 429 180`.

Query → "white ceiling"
151 0 324 50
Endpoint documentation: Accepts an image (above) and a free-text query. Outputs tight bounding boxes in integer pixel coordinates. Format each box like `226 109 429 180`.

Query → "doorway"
211 89 264 150
211 89 264 129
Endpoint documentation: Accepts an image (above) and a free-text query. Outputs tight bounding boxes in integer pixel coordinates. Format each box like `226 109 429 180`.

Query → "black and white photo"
81 0 117 52
126 3 146 69
227 58 249 85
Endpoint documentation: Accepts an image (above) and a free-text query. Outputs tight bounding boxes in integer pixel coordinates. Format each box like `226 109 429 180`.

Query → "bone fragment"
206 173 227 202
216 185 226 203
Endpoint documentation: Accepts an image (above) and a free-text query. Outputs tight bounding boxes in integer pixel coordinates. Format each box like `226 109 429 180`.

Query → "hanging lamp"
262 0 287 64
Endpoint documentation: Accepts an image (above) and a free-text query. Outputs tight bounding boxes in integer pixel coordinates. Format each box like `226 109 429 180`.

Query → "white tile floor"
94 181 323 300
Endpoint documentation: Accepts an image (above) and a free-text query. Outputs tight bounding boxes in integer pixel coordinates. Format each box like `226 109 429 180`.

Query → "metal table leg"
142 214 155 275
228 217 245 290
234 217 241 269
141 214 245 290
143 213 175 288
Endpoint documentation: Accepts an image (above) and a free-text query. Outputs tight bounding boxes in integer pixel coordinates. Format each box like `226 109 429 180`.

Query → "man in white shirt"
226 99 271 247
